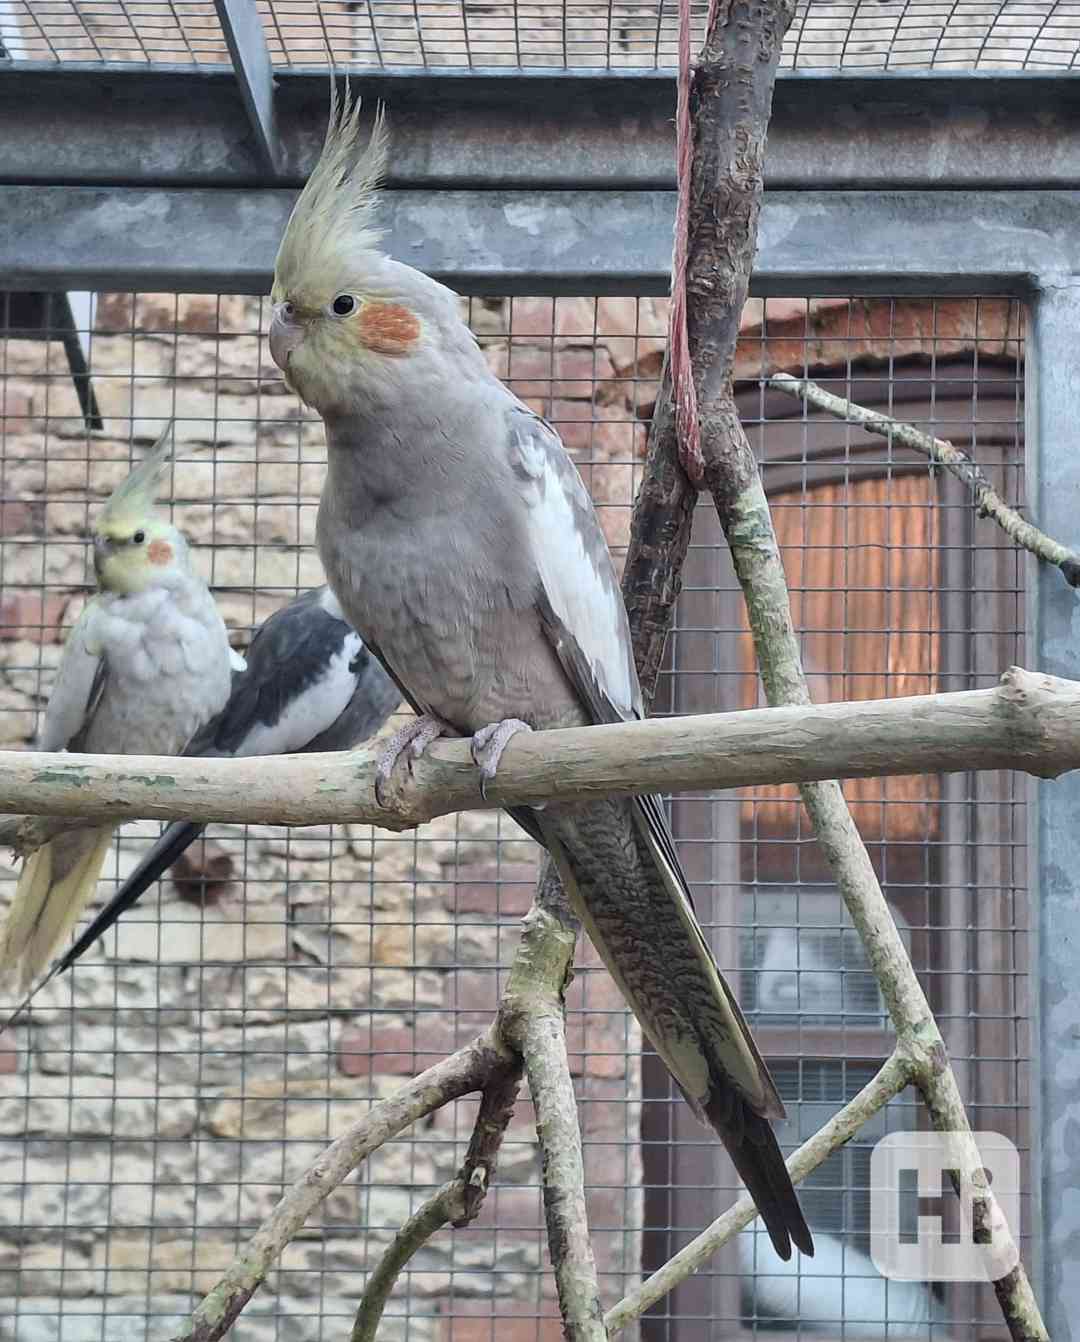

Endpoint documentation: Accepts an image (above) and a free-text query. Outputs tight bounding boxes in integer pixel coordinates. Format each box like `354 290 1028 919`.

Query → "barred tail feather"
1 825 115 989
705 1084 814 1259
538 798 814 1262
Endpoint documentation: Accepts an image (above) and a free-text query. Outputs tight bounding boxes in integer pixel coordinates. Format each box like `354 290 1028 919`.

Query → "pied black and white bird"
6 585 399 1016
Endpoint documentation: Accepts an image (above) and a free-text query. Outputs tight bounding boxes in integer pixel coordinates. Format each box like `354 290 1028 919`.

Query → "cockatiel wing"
506 403 785 1123
38 601 108 753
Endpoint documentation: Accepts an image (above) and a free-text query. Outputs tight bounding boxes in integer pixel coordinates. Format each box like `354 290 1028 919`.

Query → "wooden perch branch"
709 395 1049 1342
350 1062 523 1342
2 669 1079 848
769 371 1080 588
662 0 1047 1331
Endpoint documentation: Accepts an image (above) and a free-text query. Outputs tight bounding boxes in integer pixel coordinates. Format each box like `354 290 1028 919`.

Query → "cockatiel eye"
331 294 358 318
132 530 146 545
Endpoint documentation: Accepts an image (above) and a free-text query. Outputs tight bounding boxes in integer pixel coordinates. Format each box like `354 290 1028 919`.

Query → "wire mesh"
0 292 1028 1341
1 0 1079 68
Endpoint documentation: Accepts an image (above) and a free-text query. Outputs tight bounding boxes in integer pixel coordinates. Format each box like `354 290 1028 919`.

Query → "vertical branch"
500 864 606 1342
669 0 1047 1337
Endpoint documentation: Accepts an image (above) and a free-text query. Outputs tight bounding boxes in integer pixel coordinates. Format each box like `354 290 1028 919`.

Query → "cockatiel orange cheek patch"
354 303 421 356
147 539 173 566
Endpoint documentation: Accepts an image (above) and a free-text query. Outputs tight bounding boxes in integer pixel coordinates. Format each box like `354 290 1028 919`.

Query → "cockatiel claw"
470 718 532 800
374 713 452 807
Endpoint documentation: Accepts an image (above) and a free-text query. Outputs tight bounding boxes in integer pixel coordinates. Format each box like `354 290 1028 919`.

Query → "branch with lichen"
709 305 1047 1342
769 370 1080 589
171 868 590 1342
4 672 1080 852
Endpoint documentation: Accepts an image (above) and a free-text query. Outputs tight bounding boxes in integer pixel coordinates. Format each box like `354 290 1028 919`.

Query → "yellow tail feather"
0 826 115 991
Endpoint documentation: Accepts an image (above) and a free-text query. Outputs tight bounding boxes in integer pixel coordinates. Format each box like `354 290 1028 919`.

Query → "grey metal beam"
3 67 1080 191
0 185 1069 297
1025 280 1080 1342
212 0 280 175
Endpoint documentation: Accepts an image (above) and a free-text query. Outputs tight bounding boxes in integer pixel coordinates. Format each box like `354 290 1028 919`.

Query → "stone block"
0 1075 197 1140
337 1019 457 1078
0 1241 94 1297
444 862 540 917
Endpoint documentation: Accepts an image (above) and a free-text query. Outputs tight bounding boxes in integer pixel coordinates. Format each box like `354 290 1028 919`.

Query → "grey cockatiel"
267 91 813 1259
0 425 237 991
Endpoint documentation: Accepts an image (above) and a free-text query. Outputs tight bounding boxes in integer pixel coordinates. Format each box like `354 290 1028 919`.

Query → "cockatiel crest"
0 420 237 995
274 84 388 299
269 87 479 415
91 423 193 597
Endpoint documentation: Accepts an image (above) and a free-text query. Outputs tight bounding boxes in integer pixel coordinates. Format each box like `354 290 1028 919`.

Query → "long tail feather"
538 798 813 1261
52 821 204 980
0 825 114 991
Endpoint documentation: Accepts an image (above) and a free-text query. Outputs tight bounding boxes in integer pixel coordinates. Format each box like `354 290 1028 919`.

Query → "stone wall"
0 291 666 1341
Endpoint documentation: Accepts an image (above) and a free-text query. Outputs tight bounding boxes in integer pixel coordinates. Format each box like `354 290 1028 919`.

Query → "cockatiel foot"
374 713 453 807
470 718 532 800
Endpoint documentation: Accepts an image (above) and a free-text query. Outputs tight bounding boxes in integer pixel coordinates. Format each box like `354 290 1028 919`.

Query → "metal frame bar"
212 0 281 175
3 67 1080 190
1025 284 1080 1342
0 185 1073 296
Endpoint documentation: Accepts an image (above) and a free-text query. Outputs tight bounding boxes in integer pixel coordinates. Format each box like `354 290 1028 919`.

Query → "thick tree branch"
1 669 1078 847
603 1050 911 1335
769 371 1080 588
498 867 605 1341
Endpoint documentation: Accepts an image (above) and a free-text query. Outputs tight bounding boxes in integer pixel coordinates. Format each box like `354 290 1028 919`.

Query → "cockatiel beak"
269 304 306 372
92 534 112 581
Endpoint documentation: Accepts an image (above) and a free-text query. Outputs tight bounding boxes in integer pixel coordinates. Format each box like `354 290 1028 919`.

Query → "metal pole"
1025 278 1080 1342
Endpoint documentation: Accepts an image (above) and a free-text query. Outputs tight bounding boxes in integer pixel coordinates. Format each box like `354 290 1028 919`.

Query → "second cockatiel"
268 92 813 1259
0 425 236 990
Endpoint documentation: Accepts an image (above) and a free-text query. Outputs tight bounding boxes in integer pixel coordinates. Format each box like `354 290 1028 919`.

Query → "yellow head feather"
96 421 175 538
273 83 388 302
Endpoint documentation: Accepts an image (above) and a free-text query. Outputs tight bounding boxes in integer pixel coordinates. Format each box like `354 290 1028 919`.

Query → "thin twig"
603 1050 911 1335
350 1180 469 1342
171 1035 505 1342
454 1061 525 1226
1 669 1079 847
769 371 1080 588
349 1062 523 1342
